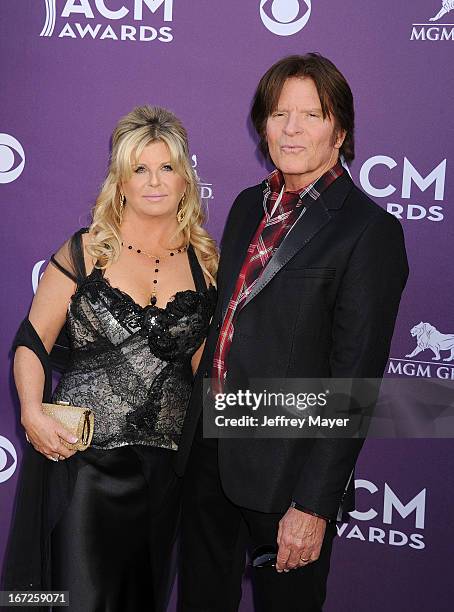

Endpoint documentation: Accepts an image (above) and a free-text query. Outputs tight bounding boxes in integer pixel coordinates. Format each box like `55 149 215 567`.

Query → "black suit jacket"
176 172 408 521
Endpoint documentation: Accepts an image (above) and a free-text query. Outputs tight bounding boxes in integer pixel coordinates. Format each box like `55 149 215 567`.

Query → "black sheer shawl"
2 318 77 594
2 231 87 592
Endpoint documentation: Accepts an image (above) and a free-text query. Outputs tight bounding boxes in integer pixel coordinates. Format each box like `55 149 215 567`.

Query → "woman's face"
120 140 187 221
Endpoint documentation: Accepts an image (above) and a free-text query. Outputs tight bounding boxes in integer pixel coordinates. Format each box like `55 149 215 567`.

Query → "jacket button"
216 322 221 330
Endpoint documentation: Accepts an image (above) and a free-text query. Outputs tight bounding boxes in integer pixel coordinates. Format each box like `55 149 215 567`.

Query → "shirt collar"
262 161 345 201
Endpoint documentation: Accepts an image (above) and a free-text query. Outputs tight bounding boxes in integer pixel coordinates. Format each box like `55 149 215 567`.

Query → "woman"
6 105 217 611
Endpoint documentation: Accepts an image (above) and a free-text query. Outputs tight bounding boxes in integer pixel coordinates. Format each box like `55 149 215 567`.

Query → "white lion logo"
406 322 454 361
430 0 454 21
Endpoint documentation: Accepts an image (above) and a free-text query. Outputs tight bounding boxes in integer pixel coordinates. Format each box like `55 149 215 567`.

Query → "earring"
177 194 186 224
119 192 125 224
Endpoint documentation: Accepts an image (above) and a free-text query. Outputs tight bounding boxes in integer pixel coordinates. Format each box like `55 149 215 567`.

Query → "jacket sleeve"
292 211 409 520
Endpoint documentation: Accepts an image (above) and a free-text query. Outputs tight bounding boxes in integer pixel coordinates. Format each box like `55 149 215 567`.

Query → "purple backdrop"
1 2 453 610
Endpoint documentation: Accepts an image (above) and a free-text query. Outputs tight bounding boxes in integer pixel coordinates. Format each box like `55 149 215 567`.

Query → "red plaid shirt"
212 162 344 391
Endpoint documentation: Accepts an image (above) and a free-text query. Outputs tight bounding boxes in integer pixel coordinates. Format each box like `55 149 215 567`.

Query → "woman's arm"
191 341 206 376
15 259 80 460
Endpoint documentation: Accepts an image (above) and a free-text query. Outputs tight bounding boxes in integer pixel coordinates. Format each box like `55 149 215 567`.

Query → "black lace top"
50 228 216 451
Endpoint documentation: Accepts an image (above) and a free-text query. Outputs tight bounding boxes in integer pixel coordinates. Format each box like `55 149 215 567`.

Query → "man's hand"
276 507 327 572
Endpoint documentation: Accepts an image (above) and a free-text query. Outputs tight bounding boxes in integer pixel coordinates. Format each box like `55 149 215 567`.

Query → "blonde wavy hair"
87 105 218 284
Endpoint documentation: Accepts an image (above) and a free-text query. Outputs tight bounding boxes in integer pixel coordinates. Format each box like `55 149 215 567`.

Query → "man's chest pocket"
281 267 336 280
280 267 337 308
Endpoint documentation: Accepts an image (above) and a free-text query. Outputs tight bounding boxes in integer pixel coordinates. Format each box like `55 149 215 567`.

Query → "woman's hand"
21 406 78 461
14 254 80 462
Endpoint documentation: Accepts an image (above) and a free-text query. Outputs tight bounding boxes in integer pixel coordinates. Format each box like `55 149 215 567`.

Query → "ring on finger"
300 556 310 562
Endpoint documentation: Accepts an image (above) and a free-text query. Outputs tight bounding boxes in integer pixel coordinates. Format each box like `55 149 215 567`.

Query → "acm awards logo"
0 436 18 484
40 0 174 43
358 155 448 222
337 479 426 550
259 0 311 36
0 134 26 184
191 154 214 205
32 260 47 294
388 322 454 379
411 1 454 41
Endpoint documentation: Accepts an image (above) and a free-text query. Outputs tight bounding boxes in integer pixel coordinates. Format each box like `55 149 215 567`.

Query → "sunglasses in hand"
250 545 277 568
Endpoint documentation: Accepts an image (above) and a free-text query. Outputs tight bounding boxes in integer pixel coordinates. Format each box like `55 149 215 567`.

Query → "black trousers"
179 423 337 612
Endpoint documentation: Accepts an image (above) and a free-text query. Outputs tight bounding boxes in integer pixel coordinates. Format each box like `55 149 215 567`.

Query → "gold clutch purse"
42 400 94 451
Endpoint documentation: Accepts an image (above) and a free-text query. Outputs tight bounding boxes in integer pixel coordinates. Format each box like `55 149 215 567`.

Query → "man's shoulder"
238 182 264 195
343 177 402 230
233 183 263 206
225 183 264 224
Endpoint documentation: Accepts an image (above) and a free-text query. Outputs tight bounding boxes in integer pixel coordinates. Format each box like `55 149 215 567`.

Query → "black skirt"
50 445 181 612
4 444 181 612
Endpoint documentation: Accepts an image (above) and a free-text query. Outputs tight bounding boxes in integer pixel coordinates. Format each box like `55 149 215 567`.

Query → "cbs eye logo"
0 435 18 483
0 134 26 184
259 0 311 36
32 260 46 294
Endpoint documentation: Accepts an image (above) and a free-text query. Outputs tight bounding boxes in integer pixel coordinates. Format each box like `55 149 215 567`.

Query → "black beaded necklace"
121 241 188 306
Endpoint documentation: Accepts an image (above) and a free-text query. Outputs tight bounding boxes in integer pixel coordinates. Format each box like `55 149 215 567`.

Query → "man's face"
265 77 345 190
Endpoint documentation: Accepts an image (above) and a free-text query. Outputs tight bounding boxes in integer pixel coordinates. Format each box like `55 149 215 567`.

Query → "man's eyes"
271 112 320 118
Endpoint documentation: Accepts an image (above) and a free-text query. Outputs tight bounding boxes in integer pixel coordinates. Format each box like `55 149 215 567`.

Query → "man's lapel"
220 190 265 317
240 203 331 309
240 172 353 309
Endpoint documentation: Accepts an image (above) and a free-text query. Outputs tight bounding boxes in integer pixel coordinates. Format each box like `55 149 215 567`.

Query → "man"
176 54 408 611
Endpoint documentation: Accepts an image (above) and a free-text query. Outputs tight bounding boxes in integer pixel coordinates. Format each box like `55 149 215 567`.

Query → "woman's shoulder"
70 226 90 242
63 226 91 252
64 227 97 278
80 228 98 276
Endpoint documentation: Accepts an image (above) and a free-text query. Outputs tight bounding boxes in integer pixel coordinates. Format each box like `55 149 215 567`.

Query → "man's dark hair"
250 53 355 163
